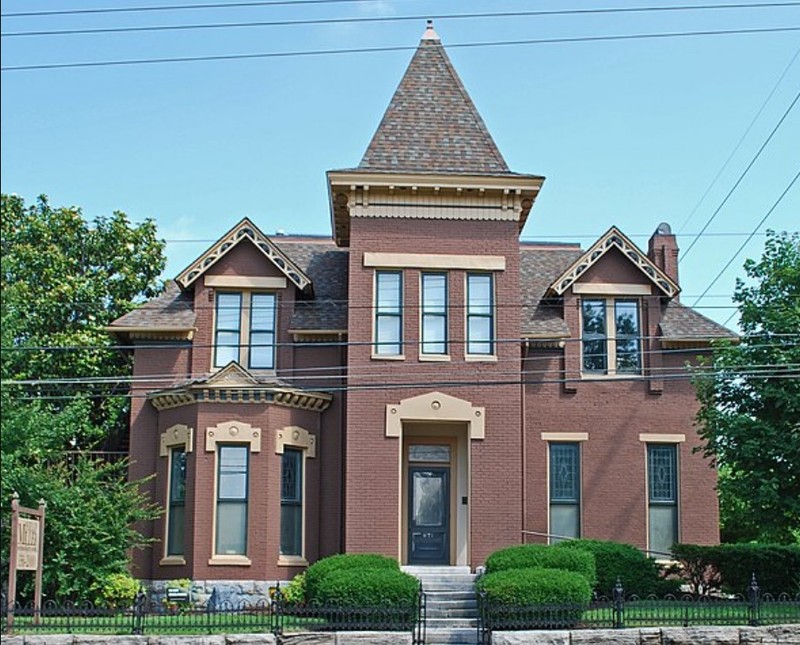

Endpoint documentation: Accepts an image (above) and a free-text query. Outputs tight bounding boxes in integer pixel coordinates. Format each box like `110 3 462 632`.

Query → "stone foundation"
1 633 412 644
145 579 285 608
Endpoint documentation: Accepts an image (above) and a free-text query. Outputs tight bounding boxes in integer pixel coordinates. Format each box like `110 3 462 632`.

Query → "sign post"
7 492 46 630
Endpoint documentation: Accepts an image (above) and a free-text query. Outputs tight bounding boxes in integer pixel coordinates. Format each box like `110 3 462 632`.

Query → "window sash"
280 449 303 556
614 299 641 373
648 444 678 553
550 443 580 503
582 299 607 372
167 447 187 557
214 293 242 367
421 273 448 355
581 298 641 374
375 271 403 355
466 274 494 355
216 445 249 556
249 293 276 369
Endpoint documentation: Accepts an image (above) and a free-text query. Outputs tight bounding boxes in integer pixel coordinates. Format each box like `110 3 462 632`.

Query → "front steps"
403 566 479 645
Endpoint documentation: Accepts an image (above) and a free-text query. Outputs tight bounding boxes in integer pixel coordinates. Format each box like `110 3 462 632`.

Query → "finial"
422 19 440 41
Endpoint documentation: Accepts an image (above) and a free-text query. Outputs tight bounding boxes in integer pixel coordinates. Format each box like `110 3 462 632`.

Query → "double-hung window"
280 448 303 557
466 273 494 355
647 444 678 554
374 271 403 356
215 445 249 556
166 447 187 557
581 298 641 375
549 443 580 542
421 273 448 355
214 292 276 369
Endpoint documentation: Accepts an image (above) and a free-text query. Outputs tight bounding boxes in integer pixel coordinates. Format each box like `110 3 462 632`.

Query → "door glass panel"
413 473 444 527
409 445 450 463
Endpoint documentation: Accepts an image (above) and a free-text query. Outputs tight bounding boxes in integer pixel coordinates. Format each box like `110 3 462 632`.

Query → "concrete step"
427 618 478 629
426 607 479 619
424 627 480 644
403 566 472 575
425 590 477 602
427 598 477 608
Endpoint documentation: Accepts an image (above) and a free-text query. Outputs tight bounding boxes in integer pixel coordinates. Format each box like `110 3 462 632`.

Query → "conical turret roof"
358 22 512 176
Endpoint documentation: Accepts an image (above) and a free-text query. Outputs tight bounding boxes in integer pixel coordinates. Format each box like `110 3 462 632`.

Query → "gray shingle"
109 280 195 330
520 246 583 337
660 300 736 340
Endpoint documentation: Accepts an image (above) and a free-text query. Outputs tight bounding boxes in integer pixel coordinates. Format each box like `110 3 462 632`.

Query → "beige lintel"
465 355 498 362
208 555 252 566
364 252 506 271
204 275 287 289
573 283 653 296
289 329 347 336
639 433 686 443
541 432 589 442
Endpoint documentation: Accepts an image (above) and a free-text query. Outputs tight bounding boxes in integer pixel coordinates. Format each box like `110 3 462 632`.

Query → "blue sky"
2 0 799 329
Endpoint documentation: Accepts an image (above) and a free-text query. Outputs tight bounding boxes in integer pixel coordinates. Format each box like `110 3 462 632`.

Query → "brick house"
109 23 733 591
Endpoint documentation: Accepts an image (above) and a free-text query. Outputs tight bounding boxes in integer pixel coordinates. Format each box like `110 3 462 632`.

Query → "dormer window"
214 292 276 369
581 298 641 375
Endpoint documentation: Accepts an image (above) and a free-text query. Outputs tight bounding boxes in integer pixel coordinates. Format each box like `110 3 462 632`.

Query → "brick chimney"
648 222 679 298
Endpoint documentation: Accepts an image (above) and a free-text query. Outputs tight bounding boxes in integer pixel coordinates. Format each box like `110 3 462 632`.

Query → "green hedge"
485 544 596 586
476 568 592 629
672 543 800 595
312 567 419 608
555 539 678 597
304 553 399 603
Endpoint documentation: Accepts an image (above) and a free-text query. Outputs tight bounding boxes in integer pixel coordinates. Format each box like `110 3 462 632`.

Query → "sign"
16 517 41 571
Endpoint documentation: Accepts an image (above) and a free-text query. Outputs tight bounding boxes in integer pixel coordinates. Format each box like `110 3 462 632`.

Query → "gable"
175 218 312 292
548 227 679 298
577 247 655 288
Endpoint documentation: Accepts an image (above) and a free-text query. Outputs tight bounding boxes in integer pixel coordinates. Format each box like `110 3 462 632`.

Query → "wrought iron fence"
477 575 800 644
2 583 427 644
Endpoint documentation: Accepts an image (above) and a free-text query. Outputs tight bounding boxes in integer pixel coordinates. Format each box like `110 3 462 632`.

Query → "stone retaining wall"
0 632 410 645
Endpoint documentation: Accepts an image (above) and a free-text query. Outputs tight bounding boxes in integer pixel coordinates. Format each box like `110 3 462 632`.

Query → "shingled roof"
520 246 583 338
109 280 195 331
357 22 513 176
660 300 736 342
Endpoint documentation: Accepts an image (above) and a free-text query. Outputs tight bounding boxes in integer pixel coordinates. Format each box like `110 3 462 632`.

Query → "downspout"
339 331 347 553
521 340 528 543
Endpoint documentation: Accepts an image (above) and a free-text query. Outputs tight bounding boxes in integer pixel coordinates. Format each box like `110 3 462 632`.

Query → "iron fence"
2 583 427 644
477 575 800 644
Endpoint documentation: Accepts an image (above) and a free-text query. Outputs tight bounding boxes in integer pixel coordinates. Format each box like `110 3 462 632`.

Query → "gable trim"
175 218 312 292
548 227 679 298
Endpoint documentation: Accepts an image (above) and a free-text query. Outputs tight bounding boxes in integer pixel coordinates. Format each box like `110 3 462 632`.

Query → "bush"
304 553 399 603
476 568 592 629
281 572 306 606
485 544 596 586
555 539 678 597
672 543 800 595
92 572 140 608
312 567 419 608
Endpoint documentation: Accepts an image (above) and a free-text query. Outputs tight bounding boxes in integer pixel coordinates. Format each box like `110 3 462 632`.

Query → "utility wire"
3 26 799 72
692 169 800 307
677 44 800 233
679 88 800 261
5 3 800 38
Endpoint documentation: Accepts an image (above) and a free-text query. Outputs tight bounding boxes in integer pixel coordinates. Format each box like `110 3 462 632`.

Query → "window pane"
582 300 606 335
376 316 402 354
583 339 608 372
615 300 640 372
216 294 242 329
649 505 677 554
467 275 492 315
409 445 451 463
216 502 247 555
648 445 677 502
219 446 248 499
550 505 580 543
617 340 641 372
376 272 401 313
422 274 447 313
280 505 303 556
249 331 275 369
167 504 185 556
550 444 579 502
468 317 492 354
422 315 446 354
413 474 444 526
170 449 187 503
250 294 276 330
281 450 302 502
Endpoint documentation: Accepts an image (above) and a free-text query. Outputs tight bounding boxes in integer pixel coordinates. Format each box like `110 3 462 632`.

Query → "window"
421 273 448 355
375 271 403 355
647 444 678 555
466 273 494 355
280 448 303 557
216 445 249 556
549 443 580 542
214 292 276 369
581 299 641 374
166 447 187 557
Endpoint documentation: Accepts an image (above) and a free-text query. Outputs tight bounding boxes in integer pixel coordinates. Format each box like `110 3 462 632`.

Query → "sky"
2 0 799 330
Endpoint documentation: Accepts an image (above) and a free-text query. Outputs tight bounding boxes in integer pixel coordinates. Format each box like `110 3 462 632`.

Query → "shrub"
312 567 419 608
476 568 592 629
672 543 800 595
304 553 399 603
281 572 306 606
555 539 678 597
92 572 140 608
485 544 596 585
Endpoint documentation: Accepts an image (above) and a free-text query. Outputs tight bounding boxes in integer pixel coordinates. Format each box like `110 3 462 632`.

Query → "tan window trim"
160 424 194 457
639 433 686 443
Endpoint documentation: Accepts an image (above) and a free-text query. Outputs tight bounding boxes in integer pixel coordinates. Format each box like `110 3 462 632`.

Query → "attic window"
581 298 641 376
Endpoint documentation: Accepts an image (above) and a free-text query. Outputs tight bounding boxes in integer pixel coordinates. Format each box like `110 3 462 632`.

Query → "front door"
408 466 450 565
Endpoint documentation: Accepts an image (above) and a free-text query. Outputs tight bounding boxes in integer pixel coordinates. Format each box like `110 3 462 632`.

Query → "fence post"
747 573 760 627
613 577 625 629
206 587 218 635
132 586 146 635
477 589 489 645
272 585 284 640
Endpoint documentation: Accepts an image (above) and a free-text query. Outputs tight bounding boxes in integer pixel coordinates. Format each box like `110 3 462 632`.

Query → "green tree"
694 230 800 544
1 194 166 599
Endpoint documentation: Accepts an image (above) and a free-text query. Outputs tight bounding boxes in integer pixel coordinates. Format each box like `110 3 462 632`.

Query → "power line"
5 3 799 38
679 88 800 261
677 44 800 233
692 169 800 306
3 26 799 72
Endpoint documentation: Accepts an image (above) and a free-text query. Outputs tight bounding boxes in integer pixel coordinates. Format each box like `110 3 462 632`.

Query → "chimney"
648 222 679 298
